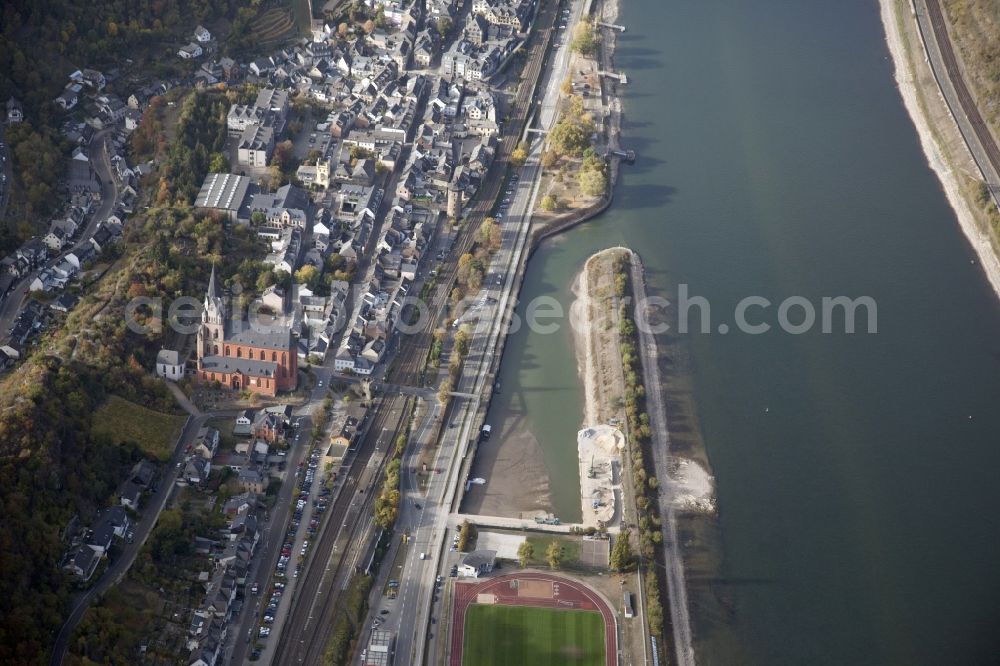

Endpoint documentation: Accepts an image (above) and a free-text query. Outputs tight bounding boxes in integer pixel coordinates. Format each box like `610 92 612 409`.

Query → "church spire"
207 262 220 301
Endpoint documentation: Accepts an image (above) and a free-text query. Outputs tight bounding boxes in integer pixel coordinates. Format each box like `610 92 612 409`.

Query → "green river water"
484 0 1000 663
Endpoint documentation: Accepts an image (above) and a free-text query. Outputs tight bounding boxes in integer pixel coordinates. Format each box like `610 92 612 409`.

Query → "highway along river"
481 0 1000 663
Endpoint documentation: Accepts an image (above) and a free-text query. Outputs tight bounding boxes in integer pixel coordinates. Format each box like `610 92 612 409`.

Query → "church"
196 266 298 396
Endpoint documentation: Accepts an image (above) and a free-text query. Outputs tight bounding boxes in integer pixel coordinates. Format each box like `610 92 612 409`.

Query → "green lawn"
463 604 605 666
91 395 187 461
525 535 582 568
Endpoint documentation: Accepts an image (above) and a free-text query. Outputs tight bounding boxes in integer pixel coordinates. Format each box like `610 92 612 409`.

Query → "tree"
374 4 388 28
438 376 453 404
541 150 559 169
579 167 607 197
549 107 595 157
570 22 599 56
294 264 320 288
561 76 573 96
454 328 471 357
271 140 295 170
511 141 529 167
545 540 563 569
540 194 557 212
363 19 376 34
250 211 266 226
338 22 349 37
610 529 634 571
457 520 476 552
517 541 535 567
437 16 453 38
208 152 229 173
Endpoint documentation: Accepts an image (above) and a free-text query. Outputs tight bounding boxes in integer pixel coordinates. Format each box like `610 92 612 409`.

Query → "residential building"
6 97 23 124
237 124 274 168
458 549 496 577
156 348 185 381
179 43 204 59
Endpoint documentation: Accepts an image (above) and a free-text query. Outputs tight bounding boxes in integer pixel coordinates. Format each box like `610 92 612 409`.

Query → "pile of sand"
669 458 716 513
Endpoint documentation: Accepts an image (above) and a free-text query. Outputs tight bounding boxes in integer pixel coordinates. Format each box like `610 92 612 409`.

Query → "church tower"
316 158 330 189
198 264 226 358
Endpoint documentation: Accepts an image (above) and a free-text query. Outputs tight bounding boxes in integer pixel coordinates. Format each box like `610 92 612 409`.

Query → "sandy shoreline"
570 248 629 528
879 0 1000 300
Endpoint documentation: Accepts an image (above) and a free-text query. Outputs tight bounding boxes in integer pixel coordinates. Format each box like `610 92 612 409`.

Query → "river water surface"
485 0 1000 663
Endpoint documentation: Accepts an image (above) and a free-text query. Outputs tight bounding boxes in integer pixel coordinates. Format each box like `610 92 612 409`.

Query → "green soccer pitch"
461 604 606 666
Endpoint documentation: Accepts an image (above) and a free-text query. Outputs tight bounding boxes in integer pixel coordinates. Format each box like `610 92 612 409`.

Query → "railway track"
391 0 557 388
273 394 411 666
924 0 1000 187
275 4 560 662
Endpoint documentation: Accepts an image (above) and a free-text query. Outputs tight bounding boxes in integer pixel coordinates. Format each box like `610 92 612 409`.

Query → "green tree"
610 529 634 571
545 540 563 569
511 141 529 167
295 264 320 288
208 152 230 173
517 541 535 567
579 167 607 197
540 194 557 212
437 16 453 38
570 22 599 56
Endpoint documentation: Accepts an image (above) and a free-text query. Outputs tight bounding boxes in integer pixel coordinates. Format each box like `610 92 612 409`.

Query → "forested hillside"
0 0 252 111
0 87 264 663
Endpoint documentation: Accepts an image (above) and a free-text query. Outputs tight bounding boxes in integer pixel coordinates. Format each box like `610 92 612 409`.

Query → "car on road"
379 609 390 615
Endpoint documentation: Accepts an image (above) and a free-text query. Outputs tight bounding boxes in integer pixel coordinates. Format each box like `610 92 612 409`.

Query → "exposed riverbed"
480 0 1000 663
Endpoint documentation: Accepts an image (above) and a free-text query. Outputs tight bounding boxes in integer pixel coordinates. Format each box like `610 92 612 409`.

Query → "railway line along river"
477 0 1000 663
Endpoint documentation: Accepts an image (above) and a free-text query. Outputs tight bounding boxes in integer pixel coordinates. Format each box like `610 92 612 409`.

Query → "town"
0 0 653 664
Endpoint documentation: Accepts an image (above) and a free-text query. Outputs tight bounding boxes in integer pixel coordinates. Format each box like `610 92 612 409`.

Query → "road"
0 129 120 342
628 252 695 666
0 125 11 224
386 0 584 662
226 375 338 666
917 0 1000 204
49 410 217 665
266 0 567 660
271 394 411 666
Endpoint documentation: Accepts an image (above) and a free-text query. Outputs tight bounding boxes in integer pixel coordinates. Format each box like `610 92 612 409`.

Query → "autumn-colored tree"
294 264 320 288
517 541 534 567
545 540 563 569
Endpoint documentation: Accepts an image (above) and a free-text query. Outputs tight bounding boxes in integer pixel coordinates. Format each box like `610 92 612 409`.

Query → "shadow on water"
613 183 676 210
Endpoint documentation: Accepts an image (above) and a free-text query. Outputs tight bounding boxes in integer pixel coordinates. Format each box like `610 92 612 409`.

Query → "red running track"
449 572 617 666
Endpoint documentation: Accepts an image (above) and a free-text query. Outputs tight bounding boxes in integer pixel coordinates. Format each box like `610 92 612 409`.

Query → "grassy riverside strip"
611 252 667 642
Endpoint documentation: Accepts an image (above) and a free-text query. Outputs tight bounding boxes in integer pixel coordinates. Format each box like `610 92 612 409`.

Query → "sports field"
461 604 606 666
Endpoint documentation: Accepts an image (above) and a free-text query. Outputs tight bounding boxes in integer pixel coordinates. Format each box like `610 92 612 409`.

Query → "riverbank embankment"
880 0 1000 299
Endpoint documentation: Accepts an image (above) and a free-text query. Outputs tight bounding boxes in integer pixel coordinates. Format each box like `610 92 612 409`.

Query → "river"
482 0 1000 663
